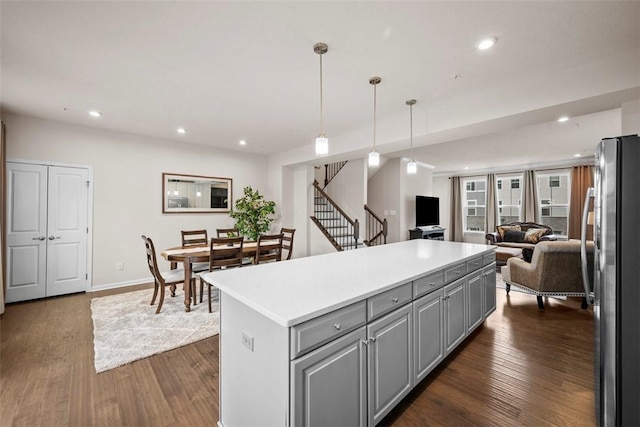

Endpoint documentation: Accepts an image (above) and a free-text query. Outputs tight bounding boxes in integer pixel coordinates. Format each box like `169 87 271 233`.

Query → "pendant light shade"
406 99 417 175
368 76 382 168
314 43 329 156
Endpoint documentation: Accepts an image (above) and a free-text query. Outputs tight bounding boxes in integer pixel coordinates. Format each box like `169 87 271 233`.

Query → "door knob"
48 235 61 240
32 236 46 241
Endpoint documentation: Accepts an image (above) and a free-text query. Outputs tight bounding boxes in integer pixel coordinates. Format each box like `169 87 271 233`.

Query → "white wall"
324 159 367 233
4 113 268 290
622 100 640 135
367 158 401 242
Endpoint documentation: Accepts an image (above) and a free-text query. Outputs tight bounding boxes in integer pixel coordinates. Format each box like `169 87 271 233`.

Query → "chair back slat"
255 233 283 265
142 235 163 286
280 227 295 260
182 229 208 246
209 237 244 270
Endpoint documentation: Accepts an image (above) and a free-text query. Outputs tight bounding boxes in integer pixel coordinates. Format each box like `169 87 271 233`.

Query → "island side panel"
219 292 289 427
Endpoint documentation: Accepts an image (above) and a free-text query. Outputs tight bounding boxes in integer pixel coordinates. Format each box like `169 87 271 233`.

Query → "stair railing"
324 161 348 188
364 204 387 246
311 180 359 251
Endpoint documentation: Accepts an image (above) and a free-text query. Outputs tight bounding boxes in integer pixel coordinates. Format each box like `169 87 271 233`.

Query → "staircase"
364 204 388 246
311 180 360 251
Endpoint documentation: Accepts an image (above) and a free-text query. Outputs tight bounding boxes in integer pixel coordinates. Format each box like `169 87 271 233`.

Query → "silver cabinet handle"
334 323 341 331
429 282 436 287
32 236 46 241
392 297 399 303
48 235 61 240
362 339 368 346
454 270 461 274
369 337 377 342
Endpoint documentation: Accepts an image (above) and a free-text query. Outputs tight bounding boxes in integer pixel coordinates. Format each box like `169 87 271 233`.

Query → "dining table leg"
183 258 192 312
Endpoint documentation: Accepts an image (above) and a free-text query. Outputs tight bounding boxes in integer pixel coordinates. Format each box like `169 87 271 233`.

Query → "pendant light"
368 77 381 167
314 42 329 156
406 99 417 175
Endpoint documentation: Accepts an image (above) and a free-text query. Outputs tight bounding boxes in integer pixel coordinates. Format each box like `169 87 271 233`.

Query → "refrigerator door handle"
581 187 594 304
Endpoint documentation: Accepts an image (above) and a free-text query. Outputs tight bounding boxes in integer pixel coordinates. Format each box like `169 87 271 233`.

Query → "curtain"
568 165 594 240
485 174 498 233
521 170 539 222
449 176 463 242
1 121 6 314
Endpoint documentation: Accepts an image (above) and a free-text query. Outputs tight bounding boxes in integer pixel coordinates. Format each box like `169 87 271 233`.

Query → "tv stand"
409 226 445 241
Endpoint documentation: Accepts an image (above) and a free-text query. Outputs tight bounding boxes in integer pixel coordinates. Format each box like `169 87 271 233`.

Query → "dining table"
161 241 260 312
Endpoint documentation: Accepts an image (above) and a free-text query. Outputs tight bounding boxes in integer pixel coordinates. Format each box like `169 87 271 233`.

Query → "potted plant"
229 186 276 241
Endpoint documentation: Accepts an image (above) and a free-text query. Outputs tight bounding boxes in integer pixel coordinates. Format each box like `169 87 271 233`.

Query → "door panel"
46 166 88 296
6 163 47 302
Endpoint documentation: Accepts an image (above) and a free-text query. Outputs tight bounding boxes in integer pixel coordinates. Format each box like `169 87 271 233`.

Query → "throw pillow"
497 224 521 240
503 229 526 243
524 228 548 244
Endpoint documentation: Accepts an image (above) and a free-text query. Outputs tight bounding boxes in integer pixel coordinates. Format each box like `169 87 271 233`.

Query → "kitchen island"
203 239 496 427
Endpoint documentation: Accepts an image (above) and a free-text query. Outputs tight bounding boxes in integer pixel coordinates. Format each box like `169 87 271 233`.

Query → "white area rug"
91 288 219 373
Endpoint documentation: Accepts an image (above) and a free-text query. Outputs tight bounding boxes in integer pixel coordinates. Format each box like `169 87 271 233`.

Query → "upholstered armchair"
501 240 593 309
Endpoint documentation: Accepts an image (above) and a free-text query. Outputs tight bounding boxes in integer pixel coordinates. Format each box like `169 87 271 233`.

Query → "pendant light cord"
373 82 377 149
319 53 324 136
409 102 413 160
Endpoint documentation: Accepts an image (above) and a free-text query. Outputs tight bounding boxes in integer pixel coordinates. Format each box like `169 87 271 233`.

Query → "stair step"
316 217 341 221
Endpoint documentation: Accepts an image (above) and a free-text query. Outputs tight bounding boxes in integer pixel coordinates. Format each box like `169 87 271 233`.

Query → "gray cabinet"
483 264 497 318
367 304 413 426
413 288 445 383
466 270 484 333
291 326 368 427
444 278 467 355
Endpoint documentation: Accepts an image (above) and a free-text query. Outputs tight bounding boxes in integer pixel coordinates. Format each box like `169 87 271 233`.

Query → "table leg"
183 258 192 312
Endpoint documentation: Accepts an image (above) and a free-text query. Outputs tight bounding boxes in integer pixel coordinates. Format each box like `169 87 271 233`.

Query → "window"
496 174 522 224
462 178 486 232
537 171 570 235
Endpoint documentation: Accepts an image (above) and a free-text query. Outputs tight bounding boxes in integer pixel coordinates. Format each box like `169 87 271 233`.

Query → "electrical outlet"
116 262 124 270
241 331 254 352
390 210 397 216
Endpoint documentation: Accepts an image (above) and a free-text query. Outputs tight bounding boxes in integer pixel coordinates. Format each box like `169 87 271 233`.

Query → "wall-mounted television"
416 195 440 227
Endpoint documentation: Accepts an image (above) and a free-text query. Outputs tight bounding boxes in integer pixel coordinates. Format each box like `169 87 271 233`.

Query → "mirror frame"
162 173 233 214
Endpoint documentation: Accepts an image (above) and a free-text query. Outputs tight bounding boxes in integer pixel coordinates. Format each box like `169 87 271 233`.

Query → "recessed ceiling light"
89 111 102 117
464 166 469 170
239 140 247 146
574 153 582 157
477 37 496 50
177 128 187 134
558 116 569 123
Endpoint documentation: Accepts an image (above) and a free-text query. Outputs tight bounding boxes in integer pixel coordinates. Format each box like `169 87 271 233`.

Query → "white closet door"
5 163 48 302
45 166 88 296
5 162 89 302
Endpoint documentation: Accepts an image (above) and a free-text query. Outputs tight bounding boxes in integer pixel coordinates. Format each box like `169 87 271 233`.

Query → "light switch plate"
241 331 254 351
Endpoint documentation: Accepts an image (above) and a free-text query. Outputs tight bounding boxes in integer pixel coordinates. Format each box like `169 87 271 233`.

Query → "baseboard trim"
89 276 152 293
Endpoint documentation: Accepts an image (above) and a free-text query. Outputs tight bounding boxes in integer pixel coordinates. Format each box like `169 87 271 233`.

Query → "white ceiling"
2 1 639 174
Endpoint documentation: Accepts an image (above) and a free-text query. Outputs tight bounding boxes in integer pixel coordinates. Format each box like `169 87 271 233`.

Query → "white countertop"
203 239 494 327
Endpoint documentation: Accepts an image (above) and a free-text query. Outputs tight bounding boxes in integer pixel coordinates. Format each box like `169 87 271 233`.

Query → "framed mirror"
162 173 232 213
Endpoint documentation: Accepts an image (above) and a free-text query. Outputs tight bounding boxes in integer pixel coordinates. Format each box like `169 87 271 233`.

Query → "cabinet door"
367 304 413 426
444 278 467 355
466 270 484 333
483 264 497 318
413 289 444 383
291 326 367 427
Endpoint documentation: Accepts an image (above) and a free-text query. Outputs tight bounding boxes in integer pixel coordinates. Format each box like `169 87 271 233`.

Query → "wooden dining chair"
280 227 296 260
142 235 196 314
254 233 284 265
199 236 244 313
181 229 209 273
216 228 239 238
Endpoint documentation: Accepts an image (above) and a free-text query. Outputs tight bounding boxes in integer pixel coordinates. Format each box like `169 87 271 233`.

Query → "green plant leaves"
229 186 276 241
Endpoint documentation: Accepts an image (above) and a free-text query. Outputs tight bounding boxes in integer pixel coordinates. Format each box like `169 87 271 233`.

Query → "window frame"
462 177 486 233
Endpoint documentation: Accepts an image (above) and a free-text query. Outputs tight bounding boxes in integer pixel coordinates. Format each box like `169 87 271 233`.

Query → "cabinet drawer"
483 252 496 266
413 270 445 299
466 256 483 273
290 301 366 359
444 262 466 284
367 282 412 321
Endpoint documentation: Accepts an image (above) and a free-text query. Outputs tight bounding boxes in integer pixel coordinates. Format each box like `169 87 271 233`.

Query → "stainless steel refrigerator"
581 134 640 427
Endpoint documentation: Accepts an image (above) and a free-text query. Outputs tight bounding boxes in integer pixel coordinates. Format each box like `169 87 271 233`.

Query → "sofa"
486 222 556 250
501 240 593 309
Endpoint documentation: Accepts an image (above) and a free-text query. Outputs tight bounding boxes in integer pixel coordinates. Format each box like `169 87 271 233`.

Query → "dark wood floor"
1 284 595 426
